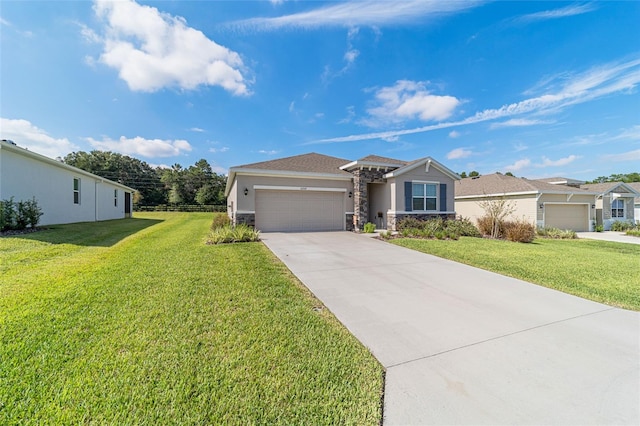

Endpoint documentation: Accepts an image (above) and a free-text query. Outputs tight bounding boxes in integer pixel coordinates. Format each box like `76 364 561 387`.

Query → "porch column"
353 169 368 230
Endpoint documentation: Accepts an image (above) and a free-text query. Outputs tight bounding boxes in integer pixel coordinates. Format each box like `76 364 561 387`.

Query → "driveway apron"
261 232 640 425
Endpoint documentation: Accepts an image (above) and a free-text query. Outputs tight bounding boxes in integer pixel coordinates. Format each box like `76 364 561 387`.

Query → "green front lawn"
0 213 383 424
392 237 640 311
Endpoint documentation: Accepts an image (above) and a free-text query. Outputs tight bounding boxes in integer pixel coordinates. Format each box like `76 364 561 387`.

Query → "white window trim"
611 199 625 218
411 180 439 212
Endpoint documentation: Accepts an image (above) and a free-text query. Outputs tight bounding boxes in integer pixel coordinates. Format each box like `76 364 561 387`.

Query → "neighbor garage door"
255 189 344 232
545 204 589 231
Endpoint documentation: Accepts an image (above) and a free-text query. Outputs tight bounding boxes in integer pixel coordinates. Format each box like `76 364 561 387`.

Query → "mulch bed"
0 227 47 237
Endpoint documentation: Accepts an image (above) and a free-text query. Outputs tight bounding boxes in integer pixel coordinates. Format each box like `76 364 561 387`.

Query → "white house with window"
0 139 134 226
580 181 638 230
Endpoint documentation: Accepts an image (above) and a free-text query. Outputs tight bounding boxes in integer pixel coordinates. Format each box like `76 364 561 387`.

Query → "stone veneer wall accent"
387 212 456 231
345 213 354 231
235 213 255 228
352 169 387 230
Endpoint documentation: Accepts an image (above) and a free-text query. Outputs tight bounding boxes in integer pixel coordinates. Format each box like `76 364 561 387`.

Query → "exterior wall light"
348 191 353 198
591 204 596 209
244 188 249 196
539 203 544 209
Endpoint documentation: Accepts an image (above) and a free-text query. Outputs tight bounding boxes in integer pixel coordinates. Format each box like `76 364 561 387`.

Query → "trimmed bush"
611 220 635 231
626 228 640 237
504 219 536 243
393 217 480 240
1 197 43 231
207 224 260 244
448 217 481 237
210 212 231 230
363 222 376 233
536 227 577 239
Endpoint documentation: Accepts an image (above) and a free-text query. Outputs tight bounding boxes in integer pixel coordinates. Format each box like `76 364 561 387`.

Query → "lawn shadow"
2 217 164 247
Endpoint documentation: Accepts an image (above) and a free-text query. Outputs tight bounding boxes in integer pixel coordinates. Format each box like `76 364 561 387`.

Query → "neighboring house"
628 182 640 224
0 139 134 226
535 176 584 188
455 173 598 231
579 181 639 230
225 152 459 232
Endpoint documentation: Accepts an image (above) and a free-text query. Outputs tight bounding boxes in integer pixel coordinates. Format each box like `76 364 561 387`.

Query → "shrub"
477 198 515 239
595 224 604 232
626 229 640 237
363 222 376 233
211 213 231 230
447 217 481 237
611 220 635 231
503 219 536 243
397 217 425 231
477 215 504 238
207 224 260 244
1 197 17 231
536 227 577 239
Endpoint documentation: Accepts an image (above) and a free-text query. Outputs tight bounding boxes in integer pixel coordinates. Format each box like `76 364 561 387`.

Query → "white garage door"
545 204 589 231
255 190 345 232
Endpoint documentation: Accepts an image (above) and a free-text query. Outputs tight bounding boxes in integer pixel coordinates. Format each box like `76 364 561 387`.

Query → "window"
114 189 118 207
612 199 624 218
412 183 437 211
73 178 80 204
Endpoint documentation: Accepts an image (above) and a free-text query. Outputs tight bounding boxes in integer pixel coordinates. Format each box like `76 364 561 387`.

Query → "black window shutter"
405 181 412 211
440 183 447 212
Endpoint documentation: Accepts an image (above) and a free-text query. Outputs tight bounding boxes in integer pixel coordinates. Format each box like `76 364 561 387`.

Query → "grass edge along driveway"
392 237 640 311
0 212 383 424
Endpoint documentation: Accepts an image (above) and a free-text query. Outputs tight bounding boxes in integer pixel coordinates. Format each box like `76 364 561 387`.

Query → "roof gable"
580 181 639 195
384 157 460 181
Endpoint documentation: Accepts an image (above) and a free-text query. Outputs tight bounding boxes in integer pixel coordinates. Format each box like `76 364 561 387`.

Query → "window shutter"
405 181 412 211
439 183 447 212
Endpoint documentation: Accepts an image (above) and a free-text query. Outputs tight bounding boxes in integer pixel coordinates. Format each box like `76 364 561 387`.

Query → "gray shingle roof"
456 173 593 197
580 181 636 193
233 152 353 176
356 155 407 166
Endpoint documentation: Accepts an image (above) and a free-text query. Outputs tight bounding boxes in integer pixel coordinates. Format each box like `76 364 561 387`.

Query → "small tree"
477 198 515 238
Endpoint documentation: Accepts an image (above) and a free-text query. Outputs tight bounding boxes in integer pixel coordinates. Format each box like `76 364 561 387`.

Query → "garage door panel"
256 190 344 232
545 204 589 231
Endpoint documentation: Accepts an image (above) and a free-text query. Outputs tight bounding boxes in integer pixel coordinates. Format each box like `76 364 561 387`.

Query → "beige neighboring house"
579 181 639 230
225 152 459 232
455 173 598 231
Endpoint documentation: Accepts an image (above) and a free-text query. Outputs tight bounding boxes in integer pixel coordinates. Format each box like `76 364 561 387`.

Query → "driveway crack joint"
386 307 616 370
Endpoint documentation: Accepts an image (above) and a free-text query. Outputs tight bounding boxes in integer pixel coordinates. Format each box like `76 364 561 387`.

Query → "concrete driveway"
261 232 640 425
577 231 640 245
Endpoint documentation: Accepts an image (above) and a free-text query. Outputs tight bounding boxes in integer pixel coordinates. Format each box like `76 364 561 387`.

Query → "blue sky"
1 1 638 179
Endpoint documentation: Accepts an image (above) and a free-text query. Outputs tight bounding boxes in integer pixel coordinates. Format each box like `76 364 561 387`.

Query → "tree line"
63 151 227 206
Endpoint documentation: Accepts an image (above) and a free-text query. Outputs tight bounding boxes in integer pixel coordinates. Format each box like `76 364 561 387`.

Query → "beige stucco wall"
455 194 536 224
390 165 456 213
368 182 389 228
232 174 354 213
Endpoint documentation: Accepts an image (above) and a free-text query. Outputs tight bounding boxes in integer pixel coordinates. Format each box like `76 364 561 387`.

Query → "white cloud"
338 106 356 124
92 0 250 94
289 101 295 113
362 80 460 127
513 143 528 152
0 17 11 26
447 147 473 160
313 57 640 143
448 130 460 138
86 136 192 158
233 1 486 30
539 155 579 167
505 159 531 172
258 149 278 155
490 118 551 129
604 149 640 162
0 118 78 158
382 135 399 142
209 146 229 154
516 3 596 23
189 127 204 132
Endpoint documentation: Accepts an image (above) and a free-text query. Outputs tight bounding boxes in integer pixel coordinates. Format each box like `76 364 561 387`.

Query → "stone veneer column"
352 169 368 230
